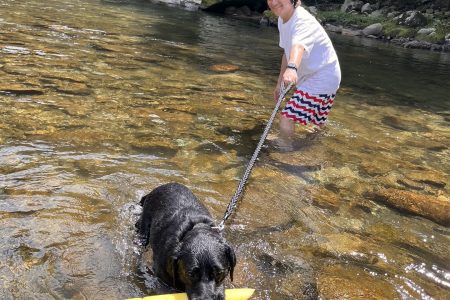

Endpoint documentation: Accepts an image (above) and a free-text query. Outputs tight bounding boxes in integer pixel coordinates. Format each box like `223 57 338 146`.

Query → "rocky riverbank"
199 0 450 52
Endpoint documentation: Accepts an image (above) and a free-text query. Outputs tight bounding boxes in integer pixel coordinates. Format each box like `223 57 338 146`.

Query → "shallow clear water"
0 0 449 299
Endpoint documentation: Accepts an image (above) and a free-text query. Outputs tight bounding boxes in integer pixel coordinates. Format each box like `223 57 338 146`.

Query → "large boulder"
362 23 383 36
369 188 450 226
361 3 373 14
397 11 428 27
341 0 364 13
417 27 436 35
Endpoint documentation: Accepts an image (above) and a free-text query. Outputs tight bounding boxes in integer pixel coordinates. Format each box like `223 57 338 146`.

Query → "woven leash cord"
213 82 293 232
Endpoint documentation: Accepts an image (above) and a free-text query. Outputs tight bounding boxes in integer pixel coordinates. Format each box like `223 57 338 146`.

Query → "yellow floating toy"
127 288 255 300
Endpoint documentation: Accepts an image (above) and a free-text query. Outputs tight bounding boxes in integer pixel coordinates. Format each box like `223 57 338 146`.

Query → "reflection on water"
1 0 449 299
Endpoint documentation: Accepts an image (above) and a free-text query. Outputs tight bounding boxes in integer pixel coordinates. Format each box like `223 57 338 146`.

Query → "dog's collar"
211 224 223 234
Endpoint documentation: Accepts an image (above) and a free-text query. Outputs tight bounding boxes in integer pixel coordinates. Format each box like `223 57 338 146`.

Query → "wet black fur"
136 183 236 300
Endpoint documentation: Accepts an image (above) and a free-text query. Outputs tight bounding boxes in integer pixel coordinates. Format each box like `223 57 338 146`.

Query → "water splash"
113 201 143 277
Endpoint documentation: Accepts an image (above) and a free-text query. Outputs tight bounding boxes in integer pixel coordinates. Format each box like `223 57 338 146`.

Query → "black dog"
136 183 236 300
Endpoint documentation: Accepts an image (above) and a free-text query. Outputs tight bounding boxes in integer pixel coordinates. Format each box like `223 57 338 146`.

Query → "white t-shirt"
278 6 341 94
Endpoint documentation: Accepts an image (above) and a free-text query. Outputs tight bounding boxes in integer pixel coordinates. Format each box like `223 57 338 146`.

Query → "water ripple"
405 263 450 289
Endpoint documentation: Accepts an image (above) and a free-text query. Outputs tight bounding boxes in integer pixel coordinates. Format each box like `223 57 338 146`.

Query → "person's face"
267 0 293 18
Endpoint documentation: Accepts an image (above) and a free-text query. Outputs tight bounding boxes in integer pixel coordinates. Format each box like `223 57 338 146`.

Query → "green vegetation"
317 9 450 43
425 19 450 43
317 10 385 29
263 9 277 23
382 20 417 38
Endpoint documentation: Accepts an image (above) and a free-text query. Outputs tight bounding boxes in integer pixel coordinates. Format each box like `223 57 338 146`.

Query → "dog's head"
168 226 236 300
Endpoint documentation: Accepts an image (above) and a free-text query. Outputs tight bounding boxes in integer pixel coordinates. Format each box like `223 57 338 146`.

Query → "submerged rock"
0 83 44 96
370 188 450 226
209 64 239 72
317 264 398 299
404 169 447 189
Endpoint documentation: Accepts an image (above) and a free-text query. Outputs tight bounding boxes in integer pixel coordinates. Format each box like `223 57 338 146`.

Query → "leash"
212 82 293 232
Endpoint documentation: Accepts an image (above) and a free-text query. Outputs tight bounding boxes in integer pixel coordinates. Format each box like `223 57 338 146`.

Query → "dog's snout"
216 293 225 300
187 285 224 300
188 294 224 300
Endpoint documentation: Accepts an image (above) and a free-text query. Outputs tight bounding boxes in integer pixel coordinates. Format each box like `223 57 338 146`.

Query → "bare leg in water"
276 116 295 150
280 115 295 139
277 116 326 150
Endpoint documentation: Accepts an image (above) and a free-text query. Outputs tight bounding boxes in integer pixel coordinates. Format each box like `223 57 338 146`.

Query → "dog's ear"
176 216 212 243
167 255 178 287
138 194 147 206
226 245 236 282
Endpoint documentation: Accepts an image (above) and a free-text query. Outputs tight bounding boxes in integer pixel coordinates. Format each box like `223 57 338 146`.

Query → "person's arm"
282 44 304 86
274 53 288 102
274 45 305 102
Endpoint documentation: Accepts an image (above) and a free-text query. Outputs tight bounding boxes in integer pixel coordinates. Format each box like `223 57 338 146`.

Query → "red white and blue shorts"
281 89 336 126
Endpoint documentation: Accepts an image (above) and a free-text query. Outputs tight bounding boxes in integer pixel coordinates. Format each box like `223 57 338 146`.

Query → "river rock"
0 83 44 96
370 188 450 226
317 264 398 299
305 186 341 212
417 27 436 35
362 23 383 36
224 6 238 15
445 33 450 43
403 40 432 49
381 115 430 132
397 11 428 27
159 0 201 10
387 11 401 18
209 64 239 72
341 28 363 36
397 177 425 191
341 0 364 13
55 82 92 96
324 24 342 33
340 0 352 12
404 169 447 189
307 6 318 16
361 3 372 14
370 9 384 17
239 5 252 16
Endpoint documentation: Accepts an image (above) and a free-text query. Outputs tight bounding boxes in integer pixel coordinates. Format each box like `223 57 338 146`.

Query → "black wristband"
287 63 297 72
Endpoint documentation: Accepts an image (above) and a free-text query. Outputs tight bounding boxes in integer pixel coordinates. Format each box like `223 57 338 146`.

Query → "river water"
1 0 449 299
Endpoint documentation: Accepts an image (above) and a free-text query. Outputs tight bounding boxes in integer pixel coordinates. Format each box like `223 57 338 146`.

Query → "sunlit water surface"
1 0 449 299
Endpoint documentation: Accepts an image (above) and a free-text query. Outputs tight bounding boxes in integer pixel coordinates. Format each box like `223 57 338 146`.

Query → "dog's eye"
189 268 201 280
214 270 226 283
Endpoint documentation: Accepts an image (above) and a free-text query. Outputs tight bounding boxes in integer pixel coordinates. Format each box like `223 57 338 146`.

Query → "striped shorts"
281 89 336 126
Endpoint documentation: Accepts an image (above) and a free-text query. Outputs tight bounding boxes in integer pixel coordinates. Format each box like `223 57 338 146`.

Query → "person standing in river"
268 0 341 145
